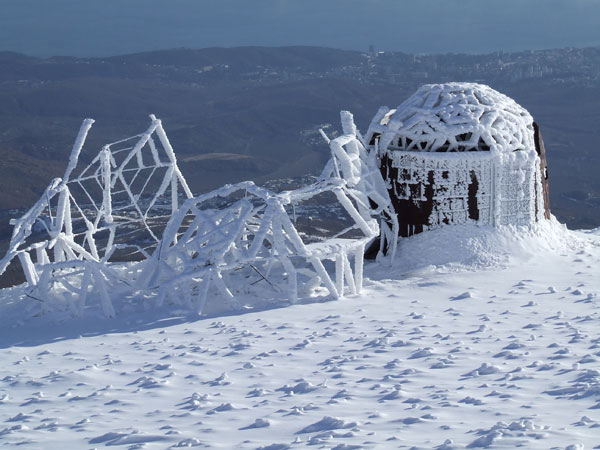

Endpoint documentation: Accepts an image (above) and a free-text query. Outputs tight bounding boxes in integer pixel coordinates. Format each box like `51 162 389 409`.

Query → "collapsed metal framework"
0 113 395 317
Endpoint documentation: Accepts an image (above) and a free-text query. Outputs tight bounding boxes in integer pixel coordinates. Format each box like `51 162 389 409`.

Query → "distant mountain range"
0 45 599 237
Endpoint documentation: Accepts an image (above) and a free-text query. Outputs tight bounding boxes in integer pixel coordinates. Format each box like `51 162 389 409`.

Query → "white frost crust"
365 82 536 157
384 150 543 228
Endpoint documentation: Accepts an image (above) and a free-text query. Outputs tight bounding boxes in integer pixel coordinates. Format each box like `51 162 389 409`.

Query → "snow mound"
371 217 584 277
297 416 358 434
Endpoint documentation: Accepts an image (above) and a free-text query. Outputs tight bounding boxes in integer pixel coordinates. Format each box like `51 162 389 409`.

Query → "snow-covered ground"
1 220 599 449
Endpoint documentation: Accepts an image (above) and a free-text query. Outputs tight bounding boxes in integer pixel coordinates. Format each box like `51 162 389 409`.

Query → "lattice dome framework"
366 82 536 155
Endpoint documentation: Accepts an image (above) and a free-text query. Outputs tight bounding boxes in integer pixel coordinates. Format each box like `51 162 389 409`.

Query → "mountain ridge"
0 45 599 230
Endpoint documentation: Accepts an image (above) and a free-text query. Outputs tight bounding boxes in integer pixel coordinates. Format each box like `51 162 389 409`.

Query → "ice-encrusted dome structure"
366 82 535 155
363 82 550 238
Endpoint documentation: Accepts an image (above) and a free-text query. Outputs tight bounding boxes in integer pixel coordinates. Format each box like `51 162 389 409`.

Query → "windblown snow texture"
0 221 598 449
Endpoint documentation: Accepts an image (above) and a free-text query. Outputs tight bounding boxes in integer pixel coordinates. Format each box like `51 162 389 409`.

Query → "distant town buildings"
193 47 600 88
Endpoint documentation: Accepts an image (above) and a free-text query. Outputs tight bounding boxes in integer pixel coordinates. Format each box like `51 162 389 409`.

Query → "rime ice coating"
365 83 545 231
365 82 536 156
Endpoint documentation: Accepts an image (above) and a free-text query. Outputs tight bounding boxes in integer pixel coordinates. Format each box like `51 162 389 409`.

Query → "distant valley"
0 45 599 236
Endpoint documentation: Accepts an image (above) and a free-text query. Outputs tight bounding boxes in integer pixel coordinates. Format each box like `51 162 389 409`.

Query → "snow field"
0 223 599 449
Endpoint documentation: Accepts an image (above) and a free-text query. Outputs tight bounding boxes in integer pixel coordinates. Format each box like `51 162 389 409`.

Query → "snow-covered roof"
366 82 535 155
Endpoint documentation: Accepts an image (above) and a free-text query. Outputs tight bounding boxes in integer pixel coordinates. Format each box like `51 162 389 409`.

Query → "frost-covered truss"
320 111 399 259
134 178 376 314
364 82 535 155
0 115 193 315
0 113 394 317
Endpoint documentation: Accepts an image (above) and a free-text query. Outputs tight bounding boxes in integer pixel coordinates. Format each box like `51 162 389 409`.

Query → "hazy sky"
2 0 600 57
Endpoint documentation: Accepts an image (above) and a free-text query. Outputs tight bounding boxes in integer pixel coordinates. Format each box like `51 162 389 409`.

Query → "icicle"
335 253 344 297
100 147 113 224
18 252 38 286
342 252 356 295
354 243 365 293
